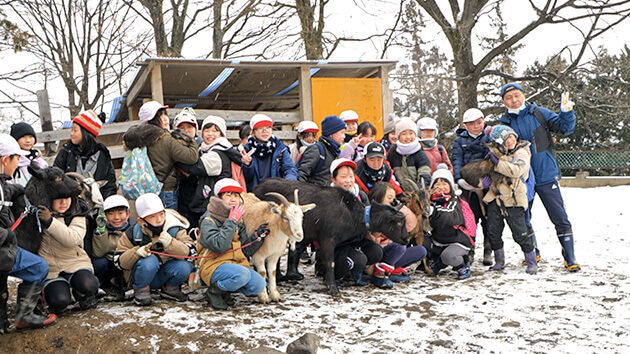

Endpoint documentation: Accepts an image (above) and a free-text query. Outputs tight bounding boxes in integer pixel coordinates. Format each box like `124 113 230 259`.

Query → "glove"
457 178 477 191
228 204 245 222
430 192 450 205
482 175 492 190
484 125 494 137
158 231 173 248
254 222 270 239
136 243 152 258
95 208 107 235
485 151 499 164
37 205 52 228
561 92 574 112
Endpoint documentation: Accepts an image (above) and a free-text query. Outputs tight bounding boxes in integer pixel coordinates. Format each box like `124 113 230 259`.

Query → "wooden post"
36 89 56 156
298 65 313 122
151 64 164 104
379 66 393 131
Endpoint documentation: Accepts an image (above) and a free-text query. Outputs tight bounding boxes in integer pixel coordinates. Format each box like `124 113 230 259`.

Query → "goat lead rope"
10 205 39 232
148 236 262 259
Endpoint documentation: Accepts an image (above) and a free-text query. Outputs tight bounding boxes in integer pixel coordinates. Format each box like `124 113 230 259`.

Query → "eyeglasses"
256 126 273 132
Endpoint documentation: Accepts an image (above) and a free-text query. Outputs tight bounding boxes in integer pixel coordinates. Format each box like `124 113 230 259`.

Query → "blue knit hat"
500 82 524 98
321 115 346 136
489 125 518 146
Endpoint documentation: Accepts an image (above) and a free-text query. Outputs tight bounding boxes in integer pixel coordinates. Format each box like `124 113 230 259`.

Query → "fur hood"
122 124 168 150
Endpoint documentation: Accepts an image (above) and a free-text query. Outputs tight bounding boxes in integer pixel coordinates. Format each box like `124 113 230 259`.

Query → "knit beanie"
73 110 102 137
489 125 518 146
430 163 460 196
395 117 417 139
321 115 346 137
202 115 227 137
10 122 37 143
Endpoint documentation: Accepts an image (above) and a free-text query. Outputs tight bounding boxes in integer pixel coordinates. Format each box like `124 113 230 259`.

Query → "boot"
428 257 447 275
351 270 369 287
370 263 394 289
489 248 505 271
522 227 541 265
483 237 493 265
134 286 152 306
72 289 98 310
160 285 188 302
222 293 235 306
558 229 581 272
205 283 228 310
524 251 538 275
0 274 14 334
388 267 411 283
105 277 126 302
454 256 471 280
14 283 57 329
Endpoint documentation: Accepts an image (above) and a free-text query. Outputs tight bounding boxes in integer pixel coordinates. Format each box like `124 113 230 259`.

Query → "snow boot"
105 276 126 302
351 270 370 287
134 286 152 306
0 274 14 334
72 289 97 310
489 248 506 271
428 257 447 275
14 283 57 329
222 293 235 306
389 267 411 283
205 283 228 310
522 227 541 265
524 251 538 275
454 256 471 280
161 285 188 302
482 237 493 266
558 229 581 272
370 263 394 289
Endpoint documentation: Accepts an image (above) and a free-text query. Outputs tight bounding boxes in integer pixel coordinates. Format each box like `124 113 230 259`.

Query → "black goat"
254 178 409 296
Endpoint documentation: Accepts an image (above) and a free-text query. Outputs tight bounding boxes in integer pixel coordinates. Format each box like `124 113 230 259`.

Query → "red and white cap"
339 110 359 122
139 101 168 123
297 121 319 134
73 110 103 137
214 178 243 196
249 114 273 130
330 158 357 174
135 193 165 218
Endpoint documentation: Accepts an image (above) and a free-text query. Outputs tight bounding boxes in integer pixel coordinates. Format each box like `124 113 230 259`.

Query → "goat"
254 178 409 296
65 172 106 208
399 179 435 274
241 190 315 304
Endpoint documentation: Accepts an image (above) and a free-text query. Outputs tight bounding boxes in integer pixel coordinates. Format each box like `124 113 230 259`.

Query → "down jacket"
297 137 339 187
53 141 117 198
451 127 491 181
482 141 532 209
0 176 19 271
122 124 199 192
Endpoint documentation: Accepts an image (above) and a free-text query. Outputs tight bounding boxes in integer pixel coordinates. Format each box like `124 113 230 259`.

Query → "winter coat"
297 137 339 187
423 145 453 174
482 141 532 209
429 197 475 249
11 150 48 187
242 136 297 191
178 138 243 213
289 141 308 165
53 141 117 198
386 145 432 191
354 160 403 195
499 102 575 186
38 198 92 279
0 176 20 271
122 124 199 192
452 127 491 181
115 209 194 283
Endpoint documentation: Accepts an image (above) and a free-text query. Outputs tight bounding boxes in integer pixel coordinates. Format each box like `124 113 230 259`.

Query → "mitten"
37 205 52 228
158 231 173 248
485 151 499 164
228 205 245 222
482 175 492 190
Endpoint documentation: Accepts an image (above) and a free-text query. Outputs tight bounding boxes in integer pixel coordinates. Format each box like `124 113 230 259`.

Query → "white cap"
201 115 227 137
330 158 357 175
214 178 243 196
339 110 359 122
135 193 165 218
174 107 198 128
103 195 130 211
463 108 484 123
139 101 168 123
250 114 273 130
297 121 319 134
0 134 29 156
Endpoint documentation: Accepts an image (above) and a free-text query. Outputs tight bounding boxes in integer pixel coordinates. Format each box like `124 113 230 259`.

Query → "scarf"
247 136 276 158
380 138 392 152
396 140 422 155
200 137 231 153
320 136 341 156
207 196 231 223
106 220 131 233
419 138 437 150
361 163 387 184
507 102 526 115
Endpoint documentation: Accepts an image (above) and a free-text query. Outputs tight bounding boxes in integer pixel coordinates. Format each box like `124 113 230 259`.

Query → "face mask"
300 139 315 147
507 102 526 115
419 138 437 149
144 220 165 236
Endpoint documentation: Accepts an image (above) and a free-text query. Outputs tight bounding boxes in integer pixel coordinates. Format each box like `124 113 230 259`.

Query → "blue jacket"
451 127 491 181
242 136 297 191
499 102 575 186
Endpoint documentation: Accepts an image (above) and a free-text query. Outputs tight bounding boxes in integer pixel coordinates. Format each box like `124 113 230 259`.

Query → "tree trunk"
212 0 224 59
140 0 170 57
295 0 323 60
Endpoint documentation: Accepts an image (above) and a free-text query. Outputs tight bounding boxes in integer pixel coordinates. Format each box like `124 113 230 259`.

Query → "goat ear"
27 164 45 179
267 202 282 215
300 203 316 213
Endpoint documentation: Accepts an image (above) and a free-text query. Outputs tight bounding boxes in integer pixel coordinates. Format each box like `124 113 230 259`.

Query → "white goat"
242 190 315 304
66 172 106 208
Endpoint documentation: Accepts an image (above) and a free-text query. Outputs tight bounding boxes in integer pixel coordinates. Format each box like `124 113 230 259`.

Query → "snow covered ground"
5 186 629 353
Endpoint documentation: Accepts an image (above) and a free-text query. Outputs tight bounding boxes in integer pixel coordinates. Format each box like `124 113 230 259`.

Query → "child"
386 117 432 191
9 122 48 186
91 195 133 301
339 121 377 162
237 124 251 153
115 193 195 306
425 164 476 280
483 125 537 274
241 114 297 191
339 109 359 143
452 108 493 265
198 178 267 310
37 169 100 314
416 117 453 173
173 107 201 144
297 115 346 187
330 158 367 204
178 115 242 228
367 182 427 283
53 110 117 198
355 142 403 195
173 107 202 226
0 134 56 331
289 121 319 164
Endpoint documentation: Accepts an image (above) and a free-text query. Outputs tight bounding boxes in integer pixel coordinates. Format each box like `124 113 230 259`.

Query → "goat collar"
364 205 371 230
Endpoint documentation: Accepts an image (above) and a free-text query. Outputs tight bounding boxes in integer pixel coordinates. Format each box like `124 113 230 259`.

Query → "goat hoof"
285 272 304 281
328 284 341 296
258 291 270 305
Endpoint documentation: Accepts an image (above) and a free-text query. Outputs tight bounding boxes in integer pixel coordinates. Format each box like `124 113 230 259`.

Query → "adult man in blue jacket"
498 83 580 272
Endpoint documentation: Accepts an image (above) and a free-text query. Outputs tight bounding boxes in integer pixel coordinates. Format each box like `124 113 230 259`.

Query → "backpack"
296 142 326 175
118 147 167 200
230 161 247 192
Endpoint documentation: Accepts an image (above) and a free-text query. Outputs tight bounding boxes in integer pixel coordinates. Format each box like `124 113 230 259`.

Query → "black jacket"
297 137 338 187
0 175 21 271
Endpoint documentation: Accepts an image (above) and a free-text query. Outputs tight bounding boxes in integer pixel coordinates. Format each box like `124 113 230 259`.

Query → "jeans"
6 247 49 286
131 255 192 289
159 190 178 211
211 263 266 296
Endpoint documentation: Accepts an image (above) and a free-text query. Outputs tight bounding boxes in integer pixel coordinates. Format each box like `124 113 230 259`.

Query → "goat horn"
405 178 420 192
265 192 290 208
293 189 300 206
66 172 85 182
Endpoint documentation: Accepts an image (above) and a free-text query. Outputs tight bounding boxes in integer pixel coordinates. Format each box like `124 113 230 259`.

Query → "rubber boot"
222 293 235 306
524 251 538 275
558 229 581 272
351 269 370 287
14 283 57 329
454 256 471 280
389 267 411 283
429 257 447 276
370 263 394 289
205 283 228 310
482 237 493 266
522 227 541 265
0 274 14 334
489 248 506 271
